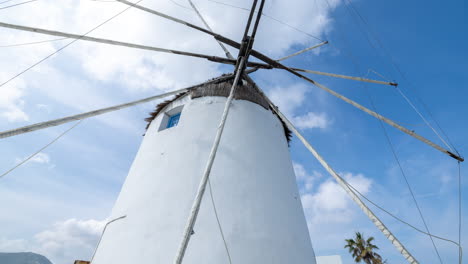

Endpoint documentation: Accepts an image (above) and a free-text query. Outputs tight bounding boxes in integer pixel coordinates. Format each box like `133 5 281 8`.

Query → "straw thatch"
144 76 292 143
191 79 269 109
144 92 187 131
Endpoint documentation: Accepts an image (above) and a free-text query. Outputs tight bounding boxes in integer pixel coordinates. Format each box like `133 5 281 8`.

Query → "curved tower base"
92 80 316 264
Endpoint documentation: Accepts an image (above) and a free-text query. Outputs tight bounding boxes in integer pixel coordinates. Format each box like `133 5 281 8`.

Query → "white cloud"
0 218 106 264
0 74 29 122
269 84 332 130
299 171 376 258
30 153 51 164
0 0 342 123
301 172 372 224
15 152 51 165
0 1 348 263
0 237 29 252
293 111 331 129
36 103 52 113
34 218 105 264
293 162 323 192
269 84 309 117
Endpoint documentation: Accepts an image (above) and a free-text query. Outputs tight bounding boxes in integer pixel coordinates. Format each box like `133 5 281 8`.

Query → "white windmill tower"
0 0 464 263
89 76 316 263
89 1 318 263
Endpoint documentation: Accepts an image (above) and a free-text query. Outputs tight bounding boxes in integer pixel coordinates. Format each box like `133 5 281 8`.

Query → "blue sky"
0 0 466 263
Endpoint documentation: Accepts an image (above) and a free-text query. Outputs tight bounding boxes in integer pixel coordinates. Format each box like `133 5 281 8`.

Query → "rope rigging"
248 47 464 161
253 83 419 263
208 179 232 264
0 0 16 4
0 37 67 48
312 2 462 262
458 161 462 264
0 71 253 139
336 2 463 261
2 18 393 88
0 0 37 10
0 120 82 179
185 0 234 262
342 0 461 159
0 1 462 263
206 0 325 42
170 0 193 11
363 80 444 264
320 2 445 258
0 22 269 69
73 0 463 162
186 0 234 60
88 0 119 2
173 1 266 262
340 174 462 251
396 87 455 153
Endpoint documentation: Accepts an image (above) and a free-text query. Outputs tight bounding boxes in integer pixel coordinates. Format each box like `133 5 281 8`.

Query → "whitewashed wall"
92 95 316 263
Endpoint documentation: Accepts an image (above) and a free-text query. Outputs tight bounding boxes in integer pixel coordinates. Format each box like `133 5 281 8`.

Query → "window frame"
158 105 184 132
166 112 181 129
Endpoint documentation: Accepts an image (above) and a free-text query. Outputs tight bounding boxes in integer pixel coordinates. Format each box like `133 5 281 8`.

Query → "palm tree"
344 232 384 264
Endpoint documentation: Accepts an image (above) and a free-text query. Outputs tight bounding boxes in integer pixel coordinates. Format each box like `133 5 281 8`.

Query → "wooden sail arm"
0 22 268 69
3 1 457 161
2 13 456 161
290 67 398 86
257 88 419 263
186 0 235 60
0 19 387 88
245 49 464 162
0 88 188 139
0 21 273 69
110 1 397 88
277 41 329 61
246 62 397 86
0 72 247 140
174 0 266 262
111 0 394 87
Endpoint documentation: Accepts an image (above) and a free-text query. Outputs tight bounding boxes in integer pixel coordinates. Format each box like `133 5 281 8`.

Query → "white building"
91 78 316 263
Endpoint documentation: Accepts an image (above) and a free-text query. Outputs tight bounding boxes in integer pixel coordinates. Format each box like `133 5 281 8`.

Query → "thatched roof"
144 92 187 131
144 76 292 143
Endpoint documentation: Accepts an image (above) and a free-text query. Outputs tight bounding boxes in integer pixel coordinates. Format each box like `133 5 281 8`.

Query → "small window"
158 105 184 132
167 113 181 128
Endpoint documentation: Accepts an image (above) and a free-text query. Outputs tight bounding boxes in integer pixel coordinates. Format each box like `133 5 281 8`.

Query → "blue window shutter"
167 113 181 128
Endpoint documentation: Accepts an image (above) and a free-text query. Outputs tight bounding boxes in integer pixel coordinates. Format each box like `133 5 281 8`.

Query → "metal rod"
247 49 464 162
90 215 127 263
174 2 264 262
0 88 188 139
291 67 398 86
113 0 244 51
253 85 419 263
0 22 240 66
241 0 259 40
186 0 235 59
248 0 264 40
0 21 276 69
109 1 401 90
277 41 328 61
115 0 216 37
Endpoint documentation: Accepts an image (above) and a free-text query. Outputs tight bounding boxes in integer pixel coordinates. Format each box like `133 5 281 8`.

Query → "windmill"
0 0 464 263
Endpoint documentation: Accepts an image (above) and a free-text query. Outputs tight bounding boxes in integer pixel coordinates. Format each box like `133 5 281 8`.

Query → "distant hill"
0 252 53 264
